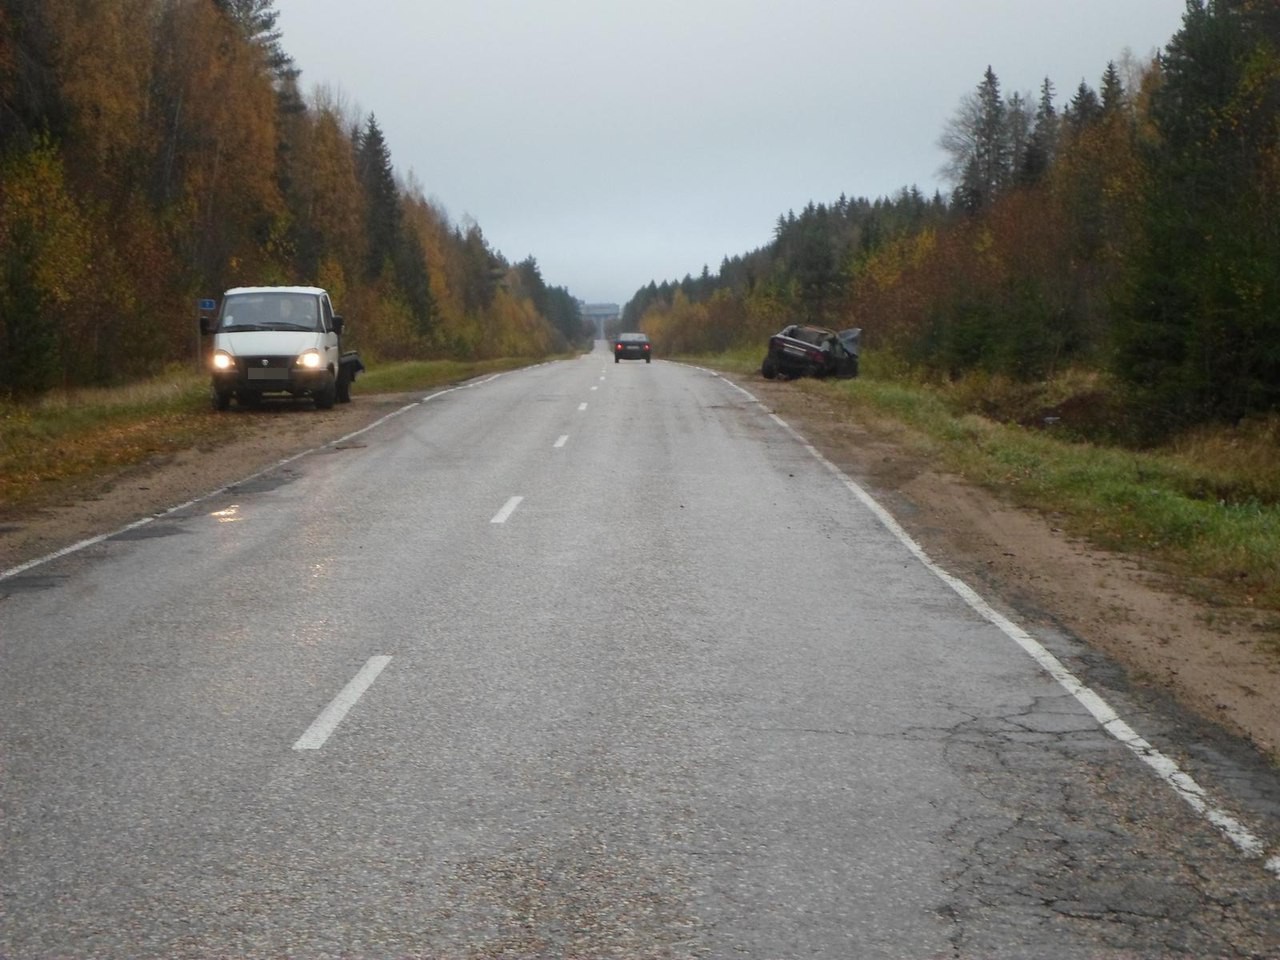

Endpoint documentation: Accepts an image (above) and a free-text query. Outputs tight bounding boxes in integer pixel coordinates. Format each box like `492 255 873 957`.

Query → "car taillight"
643 344 650 351
615 343 622 351
807 349 823 363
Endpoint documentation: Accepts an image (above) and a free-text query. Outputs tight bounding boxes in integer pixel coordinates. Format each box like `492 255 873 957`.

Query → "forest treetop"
0 0 590 396
626 1 1280 438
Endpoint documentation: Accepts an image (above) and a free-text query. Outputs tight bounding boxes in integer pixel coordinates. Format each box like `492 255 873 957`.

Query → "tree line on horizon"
0 0 589 397
627 0 1280 441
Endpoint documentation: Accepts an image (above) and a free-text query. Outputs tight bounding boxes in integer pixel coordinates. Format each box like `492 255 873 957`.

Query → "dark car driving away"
761 323 860 380
614 332 652 363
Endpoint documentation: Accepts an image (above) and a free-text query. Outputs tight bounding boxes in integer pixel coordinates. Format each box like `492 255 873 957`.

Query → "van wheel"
314 373 337 410
212 386 232 411
336 369 352 404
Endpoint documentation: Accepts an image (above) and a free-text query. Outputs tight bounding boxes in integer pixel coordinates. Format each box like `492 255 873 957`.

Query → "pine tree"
214 0 302 114
1064 80 1101 134
214 0 298 89
395 222 435 337
458 222 498 313
972 67 1010 204
939 66 1012 213
1005 91 1033 181
356 114 401 281
1114 0 1280 429
1100 61 1125 116
1019 78 1059 185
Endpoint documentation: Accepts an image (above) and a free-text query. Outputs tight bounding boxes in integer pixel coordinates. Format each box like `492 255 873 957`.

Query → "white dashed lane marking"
491 496 523 524
293 656 392 751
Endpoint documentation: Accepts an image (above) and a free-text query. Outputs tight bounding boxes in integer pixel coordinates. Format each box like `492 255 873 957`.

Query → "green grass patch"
669 345 763 376
354 355 552 394
811 374 1280 612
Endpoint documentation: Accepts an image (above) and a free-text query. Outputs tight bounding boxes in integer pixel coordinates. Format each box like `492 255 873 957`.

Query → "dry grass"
0 371 249 510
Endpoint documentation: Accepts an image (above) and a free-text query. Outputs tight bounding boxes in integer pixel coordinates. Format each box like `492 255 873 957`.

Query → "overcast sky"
273 1 1187 306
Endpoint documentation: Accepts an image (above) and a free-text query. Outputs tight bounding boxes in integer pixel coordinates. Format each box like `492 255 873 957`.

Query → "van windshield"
218 293 321 332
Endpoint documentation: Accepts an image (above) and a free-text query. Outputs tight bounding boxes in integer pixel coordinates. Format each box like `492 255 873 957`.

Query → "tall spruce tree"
1005 91 1033 180
1099 61 1125 116
356 114 401 281
1019 78 1059 185
940 67 1012 213
214 0 297 88
971 67 1010 206
1114 0 1280 430
1064 80 1101 134
395 223 435 336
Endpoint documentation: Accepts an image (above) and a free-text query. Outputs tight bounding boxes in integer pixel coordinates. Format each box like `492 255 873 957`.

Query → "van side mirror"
332 314 345 334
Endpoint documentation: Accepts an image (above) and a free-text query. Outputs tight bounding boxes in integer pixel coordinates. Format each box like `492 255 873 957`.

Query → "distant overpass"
579 302 620 339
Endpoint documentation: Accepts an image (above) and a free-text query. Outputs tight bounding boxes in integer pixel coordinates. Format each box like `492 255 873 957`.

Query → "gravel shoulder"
2 374 1277 765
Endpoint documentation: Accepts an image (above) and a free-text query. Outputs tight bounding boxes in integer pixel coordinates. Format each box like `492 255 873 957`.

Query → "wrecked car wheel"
761 355 779 379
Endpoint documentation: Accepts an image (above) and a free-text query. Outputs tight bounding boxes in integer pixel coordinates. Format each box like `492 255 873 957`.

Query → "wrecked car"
760 324 860 380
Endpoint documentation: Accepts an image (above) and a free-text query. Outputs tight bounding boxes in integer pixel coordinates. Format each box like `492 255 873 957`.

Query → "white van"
200 286 363 410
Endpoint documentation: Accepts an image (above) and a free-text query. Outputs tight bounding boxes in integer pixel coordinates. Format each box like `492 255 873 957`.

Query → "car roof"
223 286 327 297
785 324 836 344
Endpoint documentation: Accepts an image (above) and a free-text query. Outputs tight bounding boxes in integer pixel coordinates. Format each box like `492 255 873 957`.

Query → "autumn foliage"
628 1 1280 440
0 0 587 396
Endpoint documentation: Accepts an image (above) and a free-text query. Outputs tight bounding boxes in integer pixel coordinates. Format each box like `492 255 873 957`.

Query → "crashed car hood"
837 329 861 355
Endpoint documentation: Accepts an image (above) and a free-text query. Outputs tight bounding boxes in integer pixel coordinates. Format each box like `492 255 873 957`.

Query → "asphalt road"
2 344 1277 958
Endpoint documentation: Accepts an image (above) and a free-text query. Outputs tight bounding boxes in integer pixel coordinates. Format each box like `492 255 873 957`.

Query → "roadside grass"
0 369 240 508
353 356 546 394
687 345 764 377
689 348 1280 624
0 356 555 512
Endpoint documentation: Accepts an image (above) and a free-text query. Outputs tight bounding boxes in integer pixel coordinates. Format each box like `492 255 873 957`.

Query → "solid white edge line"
491 496 523 524
293 655 392 750
706 368 1278 880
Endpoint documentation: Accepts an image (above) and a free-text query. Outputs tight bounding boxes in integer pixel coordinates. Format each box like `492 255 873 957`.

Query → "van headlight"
296 350 323 370
212 350 235 371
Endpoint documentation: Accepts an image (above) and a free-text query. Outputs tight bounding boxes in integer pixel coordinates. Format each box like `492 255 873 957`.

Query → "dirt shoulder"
2 376 1277 764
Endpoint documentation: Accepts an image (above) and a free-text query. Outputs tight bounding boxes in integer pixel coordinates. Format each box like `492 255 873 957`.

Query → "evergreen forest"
0 0 589 397
626 0 1280 442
